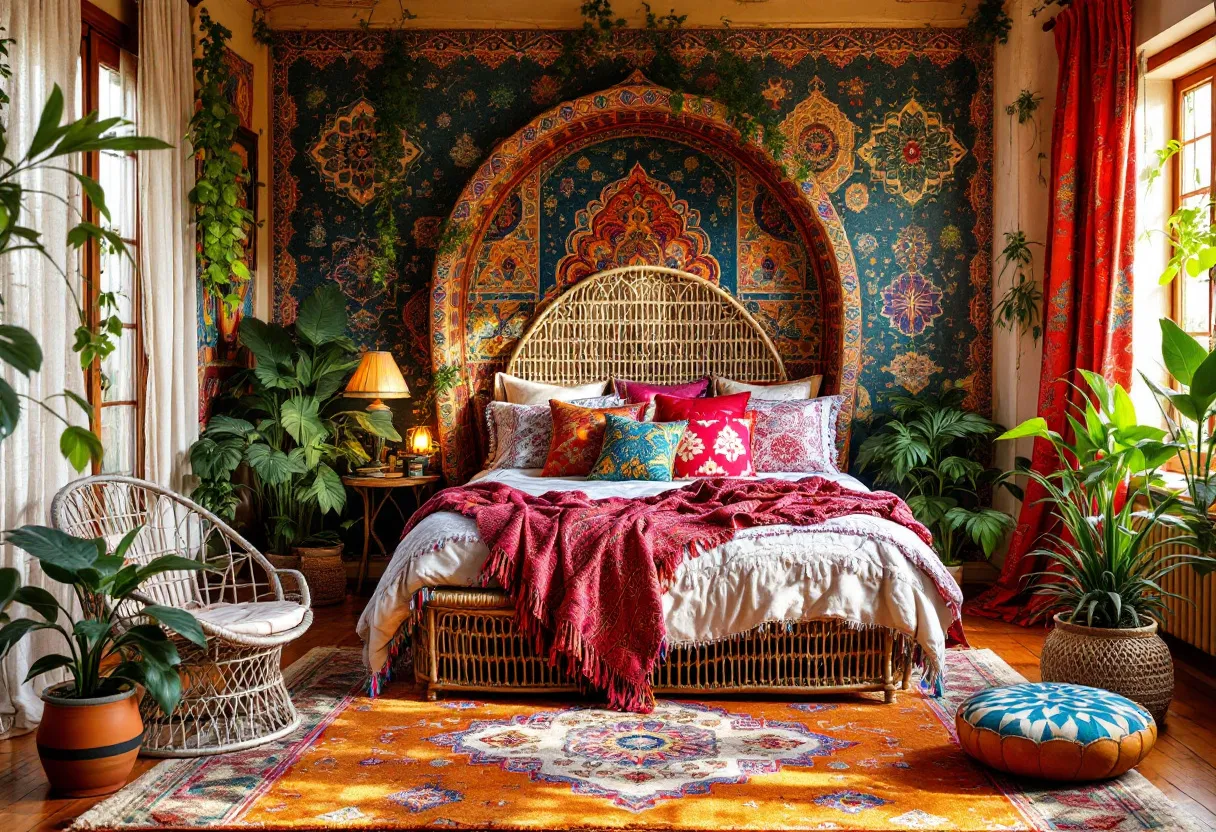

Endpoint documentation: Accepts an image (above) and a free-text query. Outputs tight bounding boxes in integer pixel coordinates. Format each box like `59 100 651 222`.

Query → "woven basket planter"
295 545 346 607
1040 613 1174 725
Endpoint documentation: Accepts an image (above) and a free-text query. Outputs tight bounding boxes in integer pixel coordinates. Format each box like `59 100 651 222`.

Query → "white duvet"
358 468 963 685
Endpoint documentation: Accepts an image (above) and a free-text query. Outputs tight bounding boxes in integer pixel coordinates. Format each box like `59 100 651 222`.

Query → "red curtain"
966 0 1137 625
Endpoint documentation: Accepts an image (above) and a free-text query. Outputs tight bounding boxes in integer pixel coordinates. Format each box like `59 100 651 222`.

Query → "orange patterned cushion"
541 401 646 477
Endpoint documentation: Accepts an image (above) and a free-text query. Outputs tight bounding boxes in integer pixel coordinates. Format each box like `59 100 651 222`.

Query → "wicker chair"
51 475 313 758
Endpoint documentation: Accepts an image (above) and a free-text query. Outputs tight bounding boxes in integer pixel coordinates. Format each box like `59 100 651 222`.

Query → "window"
80 3 143 476
1173 63 1216 349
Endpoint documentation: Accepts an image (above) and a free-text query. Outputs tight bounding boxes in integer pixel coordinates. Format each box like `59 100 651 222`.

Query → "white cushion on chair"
193 601 307 636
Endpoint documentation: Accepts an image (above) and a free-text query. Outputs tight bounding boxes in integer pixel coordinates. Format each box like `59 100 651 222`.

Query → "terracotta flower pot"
1040 613 1174 725
37 683 143 797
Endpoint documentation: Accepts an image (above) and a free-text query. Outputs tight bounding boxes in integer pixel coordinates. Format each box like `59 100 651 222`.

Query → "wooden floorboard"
1 598 1214 830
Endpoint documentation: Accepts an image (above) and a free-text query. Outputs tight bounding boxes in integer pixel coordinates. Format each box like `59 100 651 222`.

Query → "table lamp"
345 351 409 467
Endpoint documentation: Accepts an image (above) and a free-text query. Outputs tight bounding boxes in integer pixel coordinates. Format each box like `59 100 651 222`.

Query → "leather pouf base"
956 682 1156 781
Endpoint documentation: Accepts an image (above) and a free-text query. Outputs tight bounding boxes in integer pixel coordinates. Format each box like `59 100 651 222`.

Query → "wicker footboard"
413 588 914 703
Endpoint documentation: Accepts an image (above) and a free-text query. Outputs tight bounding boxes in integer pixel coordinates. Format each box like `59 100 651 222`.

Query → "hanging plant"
1005 89 1047 184
993 230 1044 343
251 9 276 48
967 0 1012 46
364 4 419 287
188 10 255 307
1005 89 1041 125
556 2 786 159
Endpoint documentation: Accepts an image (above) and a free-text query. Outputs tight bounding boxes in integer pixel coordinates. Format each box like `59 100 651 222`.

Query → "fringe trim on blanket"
368 610 945 700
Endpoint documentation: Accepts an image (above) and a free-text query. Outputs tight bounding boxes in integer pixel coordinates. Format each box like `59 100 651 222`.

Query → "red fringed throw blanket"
403 476 933 712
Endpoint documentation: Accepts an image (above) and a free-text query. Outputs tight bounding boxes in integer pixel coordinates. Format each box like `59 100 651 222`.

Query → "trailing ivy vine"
556 1 786 159
993 230 1043 346
189 10 254 307
368 29 419 286
967 0 1012 45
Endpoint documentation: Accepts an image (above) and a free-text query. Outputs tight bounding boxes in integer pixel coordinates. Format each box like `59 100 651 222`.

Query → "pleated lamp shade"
345 351 410 408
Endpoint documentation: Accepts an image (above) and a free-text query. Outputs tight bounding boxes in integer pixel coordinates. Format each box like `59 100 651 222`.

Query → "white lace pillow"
714 375 822 400
749 395 845 473
493 372 608 405
485 396 622 469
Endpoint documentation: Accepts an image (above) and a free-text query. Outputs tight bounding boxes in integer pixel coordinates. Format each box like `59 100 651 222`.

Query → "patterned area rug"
73 647 1201 831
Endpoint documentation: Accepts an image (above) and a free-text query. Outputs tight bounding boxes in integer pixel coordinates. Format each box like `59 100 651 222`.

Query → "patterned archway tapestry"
431 73 863 483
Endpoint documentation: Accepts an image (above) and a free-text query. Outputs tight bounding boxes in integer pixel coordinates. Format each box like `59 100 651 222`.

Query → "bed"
358 266 962 704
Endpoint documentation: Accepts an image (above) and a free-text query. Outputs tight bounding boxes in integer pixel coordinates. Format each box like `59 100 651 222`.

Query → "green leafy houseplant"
189 10 255 307
856 388 1015 567
0 526 208 714
0 29 171 468
998 371 1216 627
993 230 1044 344
1143 319 1216 556
189 284 400 553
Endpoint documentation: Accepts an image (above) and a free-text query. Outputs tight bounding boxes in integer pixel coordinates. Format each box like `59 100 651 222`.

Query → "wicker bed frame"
412 266 913 703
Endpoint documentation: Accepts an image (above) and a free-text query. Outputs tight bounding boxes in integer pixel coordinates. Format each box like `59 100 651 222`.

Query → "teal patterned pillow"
588 415 686 481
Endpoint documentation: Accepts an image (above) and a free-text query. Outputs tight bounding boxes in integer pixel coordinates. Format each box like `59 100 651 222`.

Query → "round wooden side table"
342 475 440 593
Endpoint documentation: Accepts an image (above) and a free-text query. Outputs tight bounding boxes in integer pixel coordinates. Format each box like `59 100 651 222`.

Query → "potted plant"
999 370 1216 723
190 284 399 603
856 387 1015 585
0 525 207 796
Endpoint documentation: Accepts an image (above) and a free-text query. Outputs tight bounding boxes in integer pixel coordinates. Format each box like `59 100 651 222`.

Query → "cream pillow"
714 375 822 400
493 372 608 406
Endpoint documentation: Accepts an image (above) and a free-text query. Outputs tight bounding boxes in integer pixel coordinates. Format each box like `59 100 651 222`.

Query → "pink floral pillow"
615 377 709 405
750 396 845 474
673 416 756 479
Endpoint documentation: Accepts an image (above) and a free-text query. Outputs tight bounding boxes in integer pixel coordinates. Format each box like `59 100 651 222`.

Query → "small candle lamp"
406 425 436 476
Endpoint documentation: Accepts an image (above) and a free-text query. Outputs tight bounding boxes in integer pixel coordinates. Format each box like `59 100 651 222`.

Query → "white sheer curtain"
0 0 85 738
138 0 197 491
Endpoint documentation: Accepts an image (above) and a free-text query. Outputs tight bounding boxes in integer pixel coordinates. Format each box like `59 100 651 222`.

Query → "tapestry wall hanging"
270 29 992 474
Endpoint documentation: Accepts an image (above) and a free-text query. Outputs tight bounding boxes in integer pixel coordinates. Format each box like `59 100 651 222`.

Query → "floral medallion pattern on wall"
881 223 942 336
555 163 719 291
781 76 857 193
271 29 992 463
857 98 967 206
309 98 421 206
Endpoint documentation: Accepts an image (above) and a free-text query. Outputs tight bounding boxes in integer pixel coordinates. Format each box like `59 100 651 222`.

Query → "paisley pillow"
750 395 845 474
541 401 646 477
588 415 686 482
672 416 756 479
654 391 751 422
484 396 623 469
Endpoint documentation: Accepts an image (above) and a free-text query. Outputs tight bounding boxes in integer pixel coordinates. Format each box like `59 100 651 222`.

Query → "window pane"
98 149 136 240
97 63 134 129
1183 136 1212 193
1183 82 1212 141
100 241 135 322
101 405 136 475
1181 268 1212 335
101 329 135 402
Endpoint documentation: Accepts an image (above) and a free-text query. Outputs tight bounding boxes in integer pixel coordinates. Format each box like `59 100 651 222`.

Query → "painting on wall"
270 28 993 469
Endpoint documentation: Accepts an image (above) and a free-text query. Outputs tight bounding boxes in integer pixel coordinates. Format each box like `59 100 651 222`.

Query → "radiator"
1143 520 1216 655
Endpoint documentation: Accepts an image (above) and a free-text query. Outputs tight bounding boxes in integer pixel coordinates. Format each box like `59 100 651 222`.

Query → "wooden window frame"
1171 61 1216 346
80 1 145 477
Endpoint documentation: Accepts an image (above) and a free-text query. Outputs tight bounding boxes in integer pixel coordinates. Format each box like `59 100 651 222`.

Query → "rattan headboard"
505 266 787 386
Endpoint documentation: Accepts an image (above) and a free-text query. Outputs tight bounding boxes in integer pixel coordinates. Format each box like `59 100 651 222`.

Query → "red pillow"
615 377 710 405
653 391 751 422
673 416 756 478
